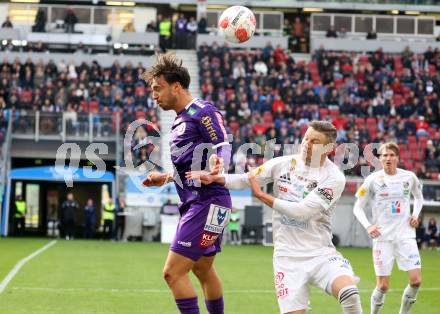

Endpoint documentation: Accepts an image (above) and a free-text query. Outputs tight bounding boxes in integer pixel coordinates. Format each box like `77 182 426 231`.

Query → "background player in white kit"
353 142 424 314
187 121 362 314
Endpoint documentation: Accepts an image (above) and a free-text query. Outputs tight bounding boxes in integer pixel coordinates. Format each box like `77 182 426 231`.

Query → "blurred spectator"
427 218 438 249
13 195 26 236
186 17 198 49
366 29 377 40
326 25 337 38
64 8 78 33
159 16 172 51
175 13 187 49
32 8 46 32
229 208 240 245
102 199 116 240
146 20 156 32
198 14 208 34
415 217 426 249
339 27 347 39
123 20 136 32
60 192 79 240
1 16 13 28
83 198 96 239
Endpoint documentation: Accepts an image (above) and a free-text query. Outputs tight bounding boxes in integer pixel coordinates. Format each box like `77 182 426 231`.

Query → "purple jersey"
170 99 231 214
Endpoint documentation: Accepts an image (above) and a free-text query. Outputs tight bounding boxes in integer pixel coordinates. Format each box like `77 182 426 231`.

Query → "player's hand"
209 154 224 175
185 171 214 185
248 173 263 198
142 171 169 187
367 225 381 239
409 215 419 228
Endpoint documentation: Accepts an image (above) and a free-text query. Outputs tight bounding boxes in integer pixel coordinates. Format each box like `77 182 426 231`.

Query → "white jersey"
237 154 346 258
355 168 423 241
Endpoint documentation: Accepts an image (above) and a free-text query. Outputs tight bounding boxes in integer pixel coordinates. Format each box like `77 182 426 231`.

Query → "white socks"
338 285 363 314
399 284 419 314
370 287 386 314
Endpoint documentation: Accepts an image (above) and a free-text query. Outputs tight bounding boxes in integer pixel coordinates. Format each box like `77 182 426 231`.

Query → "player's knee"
338 285 362 314
377 283 389 293
410 277 422 288
163 267 178 286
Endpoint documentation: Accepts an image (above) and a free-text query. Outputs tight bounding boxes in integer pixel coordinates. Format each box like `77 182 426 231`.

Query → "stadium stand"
197 43 440 181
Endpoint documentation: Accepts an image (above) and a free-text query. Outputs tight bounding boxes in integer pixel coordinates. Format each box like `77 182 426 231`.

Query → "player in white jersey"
187 121 362 314
353 142 424 314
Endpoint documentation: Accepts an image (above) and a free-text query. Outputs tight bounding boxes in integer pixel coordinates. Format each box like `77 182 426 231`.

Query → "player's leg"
396 239 422 314
331 275 362 314
163 250 199 314
371 276 390 314
274 256 310 314
192 254 224 314
371 241 394 314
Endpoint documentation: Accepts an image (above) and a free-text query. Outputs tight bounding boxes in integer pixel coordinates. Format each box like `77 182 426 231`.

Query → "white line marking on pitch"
0 240 57 294
11 286 440 294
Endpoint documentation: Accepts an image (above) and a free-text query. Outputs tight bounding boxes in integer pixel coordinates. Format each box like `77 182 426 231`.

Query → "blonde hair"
378 142 400 156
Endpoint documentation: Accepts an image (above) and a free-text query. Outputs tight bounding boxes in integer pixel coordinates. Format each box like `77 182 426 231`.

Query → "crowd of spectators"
416 217 440 249
0 57 159 166
197 43 440 194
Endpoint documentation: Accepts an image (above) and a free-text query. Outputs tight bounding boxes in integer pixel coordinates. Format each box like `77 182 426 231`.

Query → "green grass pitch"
0 238 439 313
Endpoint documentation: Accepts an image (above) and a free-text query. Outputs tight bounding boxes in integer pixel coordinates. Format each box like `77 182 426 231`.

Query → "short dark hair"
378 142 400 156
309 120 337 144
141 52 190 89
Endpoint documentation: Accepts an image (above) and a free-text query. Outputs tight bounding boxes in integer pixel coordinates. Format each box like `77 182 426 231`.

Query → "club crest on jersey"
315 187 334 204
403 181 410 196
307 181 318 191
204 204 231 234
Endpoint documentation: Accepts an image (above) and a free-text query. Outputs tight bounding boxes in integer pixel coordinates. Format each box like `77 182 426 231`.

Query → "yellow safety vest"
15 201 26 218
103 203 115 221
159 20 171 37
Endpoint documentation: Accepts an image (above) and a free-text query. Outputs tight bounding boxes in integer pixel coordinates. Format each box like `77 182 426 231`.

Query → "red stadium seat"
136 111 147 120
407 135 417 144
392 94 403 107
319 108 329 119
431 172 440 180
228 121 240 134
366 117 376 126
355 117 365 125
428 127 436 138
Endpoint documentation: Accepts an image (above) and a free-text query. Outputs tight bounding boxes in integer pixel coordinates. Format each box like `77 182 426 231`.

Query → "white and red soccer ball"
218 6 256 43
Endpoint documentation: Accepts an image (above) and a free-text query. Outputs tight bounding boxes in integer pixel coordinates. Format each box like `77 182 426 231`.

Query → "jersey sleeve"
224 156 281 189
354 175 373 209
411 172 424 217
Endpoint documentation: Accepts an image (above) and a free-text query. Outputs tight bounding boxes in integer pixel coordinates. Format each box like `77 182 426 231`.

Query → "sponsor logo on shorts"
275 272 288 299
408 254 420 259
199 232 219 248
204 204 231 234
177 241 192 248
329 256 351 269
315 187 334 204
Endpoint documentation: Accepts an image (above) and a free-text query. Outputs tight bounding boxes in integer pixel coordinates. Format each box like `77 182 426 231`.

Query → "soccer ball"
218 6 256 43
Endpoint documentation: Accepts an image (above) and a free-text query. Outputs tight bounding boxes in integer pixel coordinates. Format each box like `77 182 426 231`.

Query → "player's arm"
186 156 278 189
248 173 345 220
143 171 173 187
353 177 381 238
410 173 424 227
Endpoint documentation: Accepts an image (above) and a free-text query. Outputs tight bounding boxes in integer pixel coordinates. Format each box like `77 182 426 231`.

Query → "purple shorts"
170 194 232 261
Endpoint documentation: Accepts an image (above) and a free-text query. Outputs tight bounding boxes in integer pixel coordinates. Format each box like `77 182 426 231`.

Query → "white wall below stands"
0 51 156 68
133 7 157 34
312 37 440 53
197 34 288 50
0 4 7 30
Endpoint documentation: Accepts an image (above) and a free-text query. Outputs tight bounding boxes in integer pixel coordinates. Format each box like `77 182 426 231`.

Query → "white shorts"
372 238 421 276
273 252 357 313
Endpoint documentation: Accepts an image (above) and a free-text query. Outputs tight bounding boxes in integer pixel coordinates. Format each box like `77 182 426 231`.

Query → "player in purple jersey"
141 53 232 314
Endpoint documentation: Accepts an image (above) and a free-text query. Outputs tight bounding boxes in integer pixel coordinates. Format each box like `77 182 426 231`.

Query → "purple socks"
175 297 200 314
205 297 224 314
